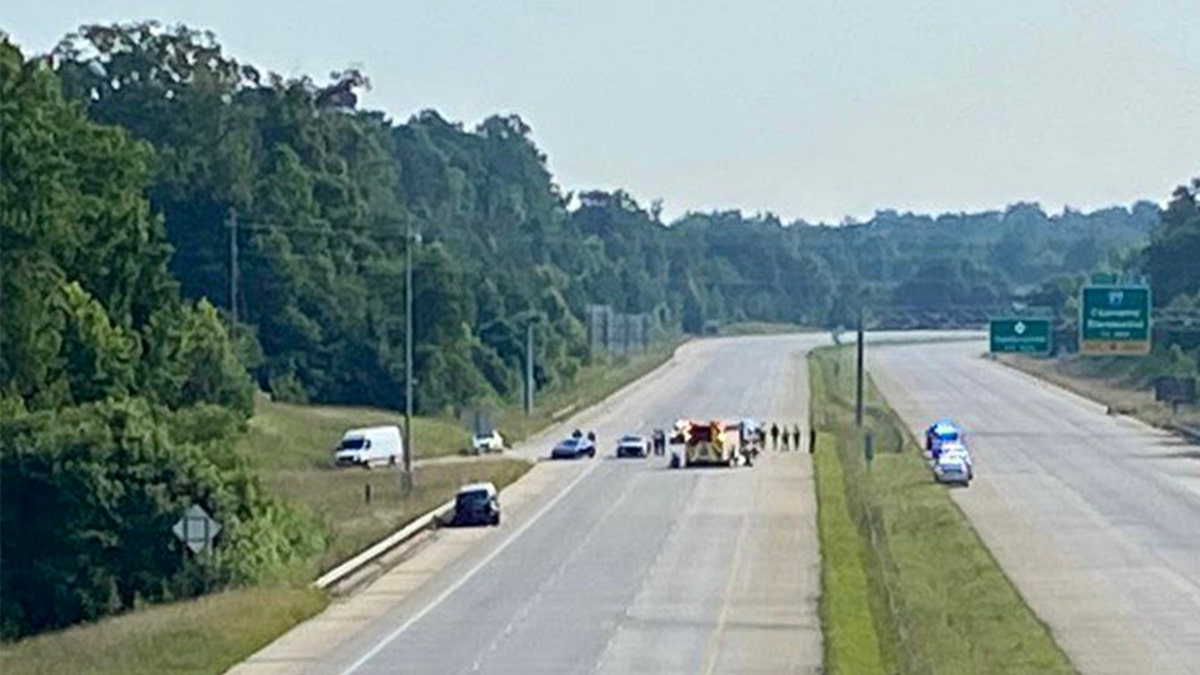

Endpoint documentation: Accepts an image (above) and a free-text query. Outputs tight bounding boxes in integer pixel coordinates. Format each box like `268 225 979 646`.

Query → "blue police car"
925 419 962 459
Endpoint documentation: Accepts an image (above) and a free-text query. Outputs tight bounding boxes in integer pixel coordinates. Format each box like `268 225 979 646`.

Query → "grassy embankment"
1 341 684 675
717 321 816 336
238 399 528 570
0 588 325 675
492 336 685 443
998 351 1199 429
0 401 530 675
810 346 1075 675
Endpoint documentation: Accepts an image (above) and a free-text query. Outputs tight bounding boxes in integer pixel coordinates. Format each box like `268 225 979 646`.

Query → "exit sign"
1079 285 1151 355
990 318 1052 355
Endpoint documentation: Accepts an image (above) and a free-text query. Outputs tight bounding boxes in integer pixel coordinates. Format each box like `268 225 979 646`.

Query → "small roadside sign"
1079 285 1151 355
1154 377 1197 405
172 504 221 555
989 318 1052 355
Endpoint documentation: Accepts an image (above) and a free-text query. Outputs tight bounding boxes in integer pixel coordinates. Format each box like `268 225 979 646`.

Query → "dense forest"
0 22 1194 637
28 24 1163 413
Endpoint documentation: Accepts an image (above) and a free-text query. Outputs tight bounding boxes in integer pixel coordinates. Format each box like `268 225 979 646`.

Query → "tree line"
1019 180 1200 367
34 22 1165 413
0 21 1184 636
1 35 323 638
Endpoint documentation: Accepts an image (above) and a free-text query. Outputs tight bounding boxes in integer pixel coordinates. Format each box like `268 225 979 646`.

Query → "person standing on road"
781 427 790 450
792 425 801 451
770 423 780 450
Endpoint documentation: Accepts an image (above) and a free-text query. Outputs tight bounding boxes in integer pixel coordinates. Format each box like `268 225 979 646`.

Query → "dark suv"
452 482 500 526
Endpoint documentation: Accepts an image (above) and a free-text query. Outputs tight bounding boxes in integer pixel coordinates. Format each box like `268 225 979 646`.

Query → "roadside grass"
810 346 1075 675
0 586 326 675
279 458 532 571
237 397 467 472
718 321 814 336
997 352 1200 429
236 396 524 570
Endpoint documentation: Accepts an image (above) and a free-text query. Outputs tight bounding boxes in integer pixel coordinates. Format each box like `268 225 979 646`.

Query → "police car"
932 441 973 486
925 419 962 459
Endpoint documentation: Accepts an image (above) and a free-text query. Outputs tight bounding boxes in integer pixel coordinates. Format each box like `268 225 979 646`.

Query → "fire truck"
668 419 753 468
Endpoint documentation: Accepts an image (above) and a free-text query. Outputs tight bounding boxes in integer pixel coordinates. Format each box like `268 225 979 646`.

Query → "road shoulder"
868 341 1185 674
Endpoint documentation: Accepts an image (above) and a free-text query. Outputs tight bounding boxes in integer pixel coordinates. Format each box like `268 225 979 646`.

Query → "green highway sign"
1079 285 1151 355
990 318 1052 355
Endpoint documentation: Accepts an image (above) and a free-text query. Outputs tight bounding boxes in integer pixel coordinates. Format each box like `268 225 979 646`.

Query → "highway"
234 334 827 675
871 339 1200 675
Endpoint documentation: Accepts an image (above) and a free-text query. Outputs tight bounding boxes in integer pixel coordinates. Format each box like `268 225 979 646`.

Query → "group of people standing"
767 423 804 451
646 423 805 455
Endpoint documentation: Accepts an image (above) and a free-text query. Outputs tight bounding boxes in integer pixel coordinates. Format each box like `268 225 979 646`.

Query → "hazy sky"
4 1 1198 223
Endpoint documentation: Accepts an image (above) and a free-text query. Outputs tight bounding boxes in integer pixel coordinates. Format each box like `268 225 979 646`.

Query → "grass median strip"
809 346 1075 675
814 429 892 674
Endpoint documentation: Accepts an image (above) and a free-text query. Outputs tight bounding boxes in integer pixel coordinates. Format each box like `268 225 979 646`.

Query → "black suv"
452 482 500 526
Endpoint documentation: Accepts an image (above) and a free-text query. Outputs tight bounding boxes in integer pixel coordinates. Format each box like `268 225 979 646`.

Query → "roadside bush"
139 299 256 417
0 398 325 639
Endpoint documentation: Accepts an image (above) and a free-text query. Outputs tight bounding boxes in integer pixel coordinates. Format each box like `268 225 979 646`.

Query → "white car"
933 445 973 486
471 430 505 454
615 435 650 458
939 441 973 469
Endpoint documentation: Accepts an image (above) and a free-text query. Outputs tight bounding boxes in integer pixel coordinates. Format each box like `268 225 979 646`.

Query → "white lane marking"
700 471 757 675
590 470 697 675
339 458 602 675
465 466 644 673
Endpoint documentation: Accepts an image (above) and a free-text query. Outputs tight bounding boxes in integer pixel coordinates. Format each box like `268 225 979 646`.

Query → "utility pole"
403 220 414 491
227 208 238 324
855 309 865 428
524 321 534 416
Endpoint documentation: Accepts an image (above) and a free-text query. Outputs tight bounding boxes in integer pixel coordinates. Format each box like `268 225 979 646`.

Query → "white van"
333 426 404 468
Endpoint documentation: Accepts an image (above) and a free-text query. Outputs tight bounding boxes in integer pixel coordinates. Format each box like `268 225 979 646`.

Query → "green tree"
0 399 322 638
1144 180 1200 306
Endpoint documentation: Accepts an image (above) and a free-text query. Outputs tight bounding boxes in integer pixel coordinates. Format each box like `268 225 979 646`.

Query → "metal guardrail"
1171 422 1200 443
551 403 578 422
314 498 456 590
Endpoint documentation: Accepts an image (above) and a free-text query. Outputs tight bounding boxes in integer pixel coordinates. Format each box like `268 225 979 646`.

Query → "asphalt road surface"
871 340 1200 675
237 334 829 675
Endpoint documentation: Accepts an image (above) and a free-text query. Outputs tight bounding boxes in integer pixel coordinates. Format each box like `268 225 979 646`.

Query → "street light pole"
855 307 865 428
404 220 414 490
